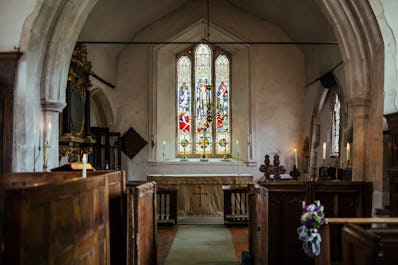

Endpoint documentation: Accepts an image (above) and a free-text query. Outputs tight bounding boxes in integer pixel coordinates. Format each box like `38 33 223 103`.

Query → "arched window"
176 43 231 158
331 94 341 155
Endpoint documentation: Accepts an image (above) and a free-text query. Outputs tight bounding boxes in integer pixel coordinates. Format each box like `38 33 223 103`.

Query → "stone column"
349 97 370 181
41 101 66 171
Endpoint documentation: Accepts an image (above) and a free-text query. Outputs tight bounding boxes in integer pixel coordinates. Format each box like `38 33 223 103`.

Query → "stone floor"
157 217 248 265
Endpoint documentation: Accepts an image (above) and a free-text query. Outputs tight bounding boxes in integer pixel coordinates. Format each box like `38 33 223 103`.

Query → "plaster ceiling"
79 0 336 43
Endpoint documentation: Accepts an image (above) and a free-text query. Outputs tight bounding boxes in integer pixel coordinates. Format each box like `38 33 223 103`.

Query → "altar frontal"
148 174 253 216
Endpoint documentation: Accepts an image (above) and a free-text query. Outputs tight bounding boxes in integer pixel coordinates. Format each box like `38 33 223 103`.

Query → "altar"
147 174 253 216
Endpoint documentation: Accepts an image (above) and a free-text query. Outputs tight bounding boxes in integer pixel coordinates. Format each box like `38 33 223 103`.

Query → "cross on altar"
192 186 208 207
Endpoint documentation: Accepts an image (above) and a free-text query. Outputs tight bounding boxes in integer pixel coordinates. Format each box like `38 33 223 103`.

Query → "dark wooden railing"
157 186 178 225
223 185 249 225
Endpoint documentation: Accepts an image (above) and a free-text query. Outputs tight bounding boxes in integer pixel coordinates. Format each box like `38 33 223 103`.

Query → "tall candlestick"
346 142 350 161
82 153 87 178
47 122 52 143
322 142 326 160
294 148 298 167
236 140 239 157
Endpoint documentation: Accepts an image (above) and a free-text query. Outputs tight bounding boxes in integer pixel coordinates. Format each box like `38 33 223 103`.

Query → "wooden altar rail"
223 185 249 225
157 186 178 225
126 181 157 265
316 218 398 265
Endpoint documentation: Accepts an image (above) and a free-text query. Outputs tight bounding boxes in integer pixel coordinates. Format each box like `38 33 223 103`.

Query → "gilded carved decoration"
59 43 94 162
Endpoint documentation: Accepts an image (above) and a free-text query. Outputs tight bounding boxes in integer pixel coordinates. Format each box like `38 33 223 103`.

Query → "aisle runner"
165 224 239 265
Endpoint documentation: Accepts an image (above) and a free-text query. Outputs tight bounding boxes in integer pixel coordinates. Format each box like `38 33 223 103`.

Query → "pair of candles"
322 142 350 161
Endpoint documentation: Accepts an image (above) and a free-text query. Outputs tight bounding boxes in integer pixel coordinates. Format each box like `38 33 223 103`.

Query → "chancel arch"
10 0 385 207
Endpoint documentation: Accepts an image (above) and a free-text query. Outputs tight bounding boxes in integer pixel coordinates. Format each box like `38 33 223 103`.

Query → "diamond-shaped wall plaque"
121 127 147 160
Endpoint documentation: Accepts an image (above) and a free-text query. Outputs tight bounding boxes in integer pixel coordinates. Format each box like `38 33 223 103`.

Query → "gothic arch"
319 0 384 206
90 87 115 130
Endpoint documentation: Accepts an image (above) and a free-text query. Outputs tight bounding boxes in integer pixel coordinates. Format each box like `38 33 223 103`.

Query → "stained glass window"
332 94 341 155
176 43 231 157
177 56 192 155
215 55 231 155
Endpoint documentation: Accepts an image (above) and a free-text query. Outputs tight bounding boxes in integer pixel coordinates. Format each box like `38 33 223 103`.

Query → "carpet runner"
164 224 240 265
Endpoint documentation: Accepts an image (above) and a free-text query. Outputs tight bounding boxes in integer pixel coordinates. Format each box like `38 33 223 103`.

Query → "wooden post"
315 224 331 265
248 183 268 265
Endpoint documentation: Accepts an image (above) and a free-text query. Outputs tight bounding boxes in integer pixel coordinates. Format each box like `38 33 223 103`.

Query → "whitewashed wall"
370 0 398 115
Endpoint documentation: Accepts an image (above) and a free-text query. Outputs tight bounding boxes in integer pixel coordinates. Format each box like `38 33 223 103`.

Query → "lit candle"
294 148 298 167
82 153 87 178
346 142 350 161
163 140 166 160
47 122 52 143
322 142 326 160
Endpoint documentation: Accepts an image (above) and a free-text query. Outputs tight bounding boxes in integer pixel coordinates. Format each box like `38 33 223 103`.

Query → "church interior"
1 0 398 264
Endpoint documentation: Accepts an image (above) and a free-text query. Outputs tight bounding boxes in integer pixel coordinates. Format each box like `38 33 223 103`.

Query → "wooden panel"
248 184 268 265
0 173 111 265
136 183 156 265
388 168 398 216
341 224 382 265
255 181 373 265
262 182 310 265
126 181 157 265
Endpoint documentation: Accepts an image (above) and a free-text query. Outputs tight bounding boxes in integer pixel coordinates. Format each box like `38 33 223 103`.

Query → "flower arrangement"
297 200 327 257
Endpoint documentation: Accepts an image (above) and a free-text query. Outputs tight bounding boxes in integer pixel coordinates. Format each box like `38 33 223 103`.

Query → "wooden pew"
250 181 373 265
223 185 249 225
248 183 268 265
126 181 157 265
0 172 111 265
316 218 398 265
157 186 178 225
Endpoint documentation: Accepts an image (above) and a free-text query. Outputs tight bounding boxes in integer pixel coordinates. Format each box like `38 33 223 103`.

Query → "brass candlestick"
221 139 230 161
335 166 339 181
180 139 188 161
43 141 50 172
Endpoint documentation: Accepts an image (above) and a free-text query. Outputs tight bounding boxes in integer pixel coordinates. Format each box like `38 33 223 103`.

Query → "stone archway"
14 0 98 171
319 0 384 208
16 0 384 206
